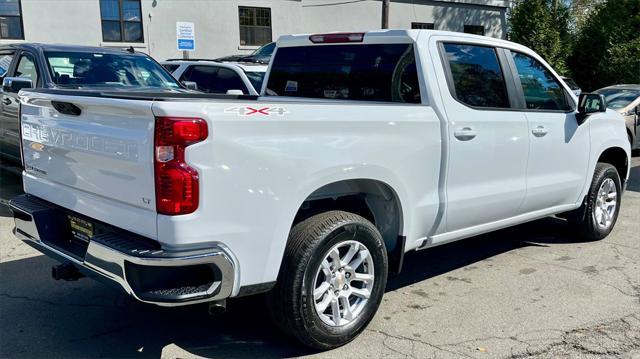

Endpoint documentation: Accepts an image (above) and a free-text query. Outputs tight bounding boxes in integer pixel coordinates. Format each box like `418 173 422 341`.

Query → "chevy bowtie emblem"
30 142 45 152
225 106 288 117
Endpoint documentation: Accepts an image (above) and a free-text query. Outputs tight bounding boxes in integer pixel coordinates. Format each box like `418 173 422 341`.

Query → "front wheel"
267 211 388 349
568 163 622 240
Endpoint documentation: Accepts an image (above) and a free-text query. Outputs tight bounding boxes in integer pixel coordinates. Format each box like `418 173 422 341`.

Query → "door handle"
531 125 548 137
2 98 11 105
454 127 477 141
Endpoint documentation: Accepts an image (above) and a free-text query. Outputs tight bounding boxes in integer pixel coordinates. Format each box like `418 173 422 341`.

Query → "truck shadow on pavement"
1 159 638 358
0 217 588 358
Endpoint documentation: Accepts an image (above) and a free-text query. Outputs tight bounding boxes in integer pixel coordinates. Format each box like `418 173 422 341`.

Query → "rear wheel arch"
288 179 405 272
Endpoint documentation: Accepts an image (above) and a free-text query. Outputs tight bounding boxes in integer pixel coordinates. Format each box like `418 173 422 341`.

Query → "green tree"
569 0 640 91
509 0 572 74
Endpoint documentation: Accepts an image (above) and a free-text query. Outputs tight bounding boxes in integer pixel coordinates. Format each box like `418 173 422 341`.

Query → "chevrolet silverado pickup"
10 30 631 349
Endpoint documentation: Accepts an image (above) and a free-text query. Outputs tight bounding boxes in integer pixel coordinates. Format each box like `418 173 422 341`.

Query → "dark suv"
0 43 181 163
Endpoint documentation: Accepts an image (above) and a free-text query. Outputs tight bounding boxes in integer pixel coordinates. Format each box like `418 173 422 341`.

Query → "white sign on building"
176 22 195 51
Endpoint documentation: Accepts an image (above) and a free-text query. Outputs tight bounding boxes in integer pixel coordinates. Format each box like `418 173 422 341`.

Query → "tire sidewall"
299 221 387 347
588 166 622 238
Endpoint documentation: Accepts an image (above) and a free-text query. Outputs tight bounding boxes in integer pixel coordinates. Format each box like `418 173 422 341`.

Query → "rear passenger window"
266 44 421 103
443 43 509 108
510 52 570 111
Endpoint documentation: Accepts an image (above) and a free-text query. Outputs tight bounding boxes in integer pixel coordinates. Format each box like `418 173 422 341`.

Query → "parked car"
561 76 582 96
162 60 267 95
0 43 183 163
215 41 275 63
10 30 630 349
595 84 640 149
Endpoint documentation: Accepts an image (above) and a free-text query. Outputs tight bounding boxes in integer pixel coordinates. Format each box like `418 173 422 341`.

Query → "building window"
464 25 485 36
0 0 24 39
239 6 272 46
411 22 434 30
100 0 143 43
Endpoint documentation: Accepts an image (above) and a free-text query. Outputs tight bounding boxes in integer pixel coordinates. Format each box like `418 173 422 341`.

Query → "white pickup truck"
10 30 630 349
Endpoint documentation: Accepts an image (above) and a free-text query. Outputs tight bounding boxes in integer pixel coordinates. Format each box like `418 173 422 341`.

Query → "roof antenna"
127 46 135 53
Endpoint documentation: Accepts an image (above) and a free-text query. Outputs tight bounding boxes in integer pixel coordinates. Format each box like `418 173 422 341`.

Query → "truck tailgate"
20 92 158 238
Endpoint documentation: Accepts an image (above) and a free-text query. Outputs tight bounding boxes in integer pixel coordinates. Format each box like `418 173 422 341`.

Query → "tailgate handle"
51 101 82 116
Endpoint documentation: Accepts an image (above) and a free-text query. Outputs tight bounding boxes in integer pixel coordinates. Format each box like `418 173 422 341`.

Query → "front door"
508 50 590 212
438 42 530 232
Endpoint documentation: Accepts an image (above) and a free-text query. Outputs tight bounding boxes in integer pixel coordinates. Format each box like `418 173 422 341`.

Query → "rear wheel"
568 163 622 240
268 211 388 349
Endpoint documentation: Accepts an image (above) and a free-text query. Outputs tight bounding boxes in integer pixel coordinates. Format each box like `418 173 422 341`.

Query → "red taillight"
309 32 365 44
154 117 208 215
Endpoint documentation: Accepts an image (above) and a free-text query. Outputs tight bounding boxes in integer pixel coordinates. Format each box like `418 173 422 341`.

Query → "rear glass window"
266 44 421 103
443 43 510 108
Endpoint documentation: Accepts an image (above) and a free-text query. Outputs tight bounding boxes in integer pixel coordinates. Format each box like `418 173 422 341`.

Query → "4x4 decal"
225 106 289 117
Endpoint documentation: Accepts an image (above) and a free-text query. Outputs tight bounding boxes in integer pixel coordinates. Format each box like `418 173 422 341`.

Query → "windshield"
252 42 275 57
45 51 181 89
244 71 265 92
596 88 640 110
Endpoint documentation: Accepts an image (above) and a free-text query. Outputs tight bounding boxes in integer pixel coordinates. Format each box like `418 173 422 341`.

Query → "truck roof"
276 29 517 49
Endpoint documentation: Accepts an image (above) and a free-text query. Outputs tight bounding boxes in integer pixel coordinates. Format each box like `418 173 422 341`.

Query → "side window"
443 43 510 108
213 68 248 94
511 52 570 111
0 51 15 77
15 54 38 86
180 65 218 93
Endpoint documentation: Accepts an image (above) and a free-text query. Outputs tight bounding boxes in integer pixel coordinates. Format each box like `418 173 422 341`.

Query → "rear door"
507 50 590 211
435 41 530 232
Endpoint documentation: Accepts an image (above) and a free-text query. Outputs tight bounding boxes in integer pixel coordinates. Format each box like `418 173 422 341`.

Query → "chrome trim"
10 196 236 307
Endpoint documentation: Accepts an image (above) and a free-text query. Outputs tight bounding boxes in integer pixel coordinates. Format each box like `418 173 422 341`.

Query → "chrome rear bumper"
10 194 235 306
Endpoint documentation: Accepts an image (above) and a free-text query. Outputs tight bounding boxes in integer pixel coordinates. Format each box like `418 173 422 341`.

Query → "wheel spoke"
339 296 353 321
331 298 341 324
321 259 331 277
352 272 374 284
314 282 331 300
316 292 332 312
341 242 359 267
607 191 617 200
349 250 369 270
351 287 371 299
329 249 341 268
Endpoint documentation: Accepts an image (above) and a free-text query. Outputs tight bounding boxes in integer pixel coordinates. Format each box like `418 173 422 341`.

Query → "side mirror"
576 93 606 124
2 77 33 93
226 89 244 95
182 81 198 90
578 93 606 114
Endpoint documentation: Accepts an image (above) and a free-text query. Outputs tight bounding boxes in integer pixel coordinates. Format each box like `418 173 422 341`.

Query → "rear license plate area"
68 215 94 244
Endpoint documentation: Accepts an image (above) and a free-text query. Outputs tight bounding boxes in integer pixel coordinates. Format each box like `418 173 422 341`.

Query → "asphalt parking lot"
0 157 638 359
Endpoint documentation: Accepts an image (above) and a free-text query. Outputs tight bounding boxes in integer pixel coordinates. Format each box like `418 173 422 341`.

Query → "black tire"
568 163 622 241
267 210 388 349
